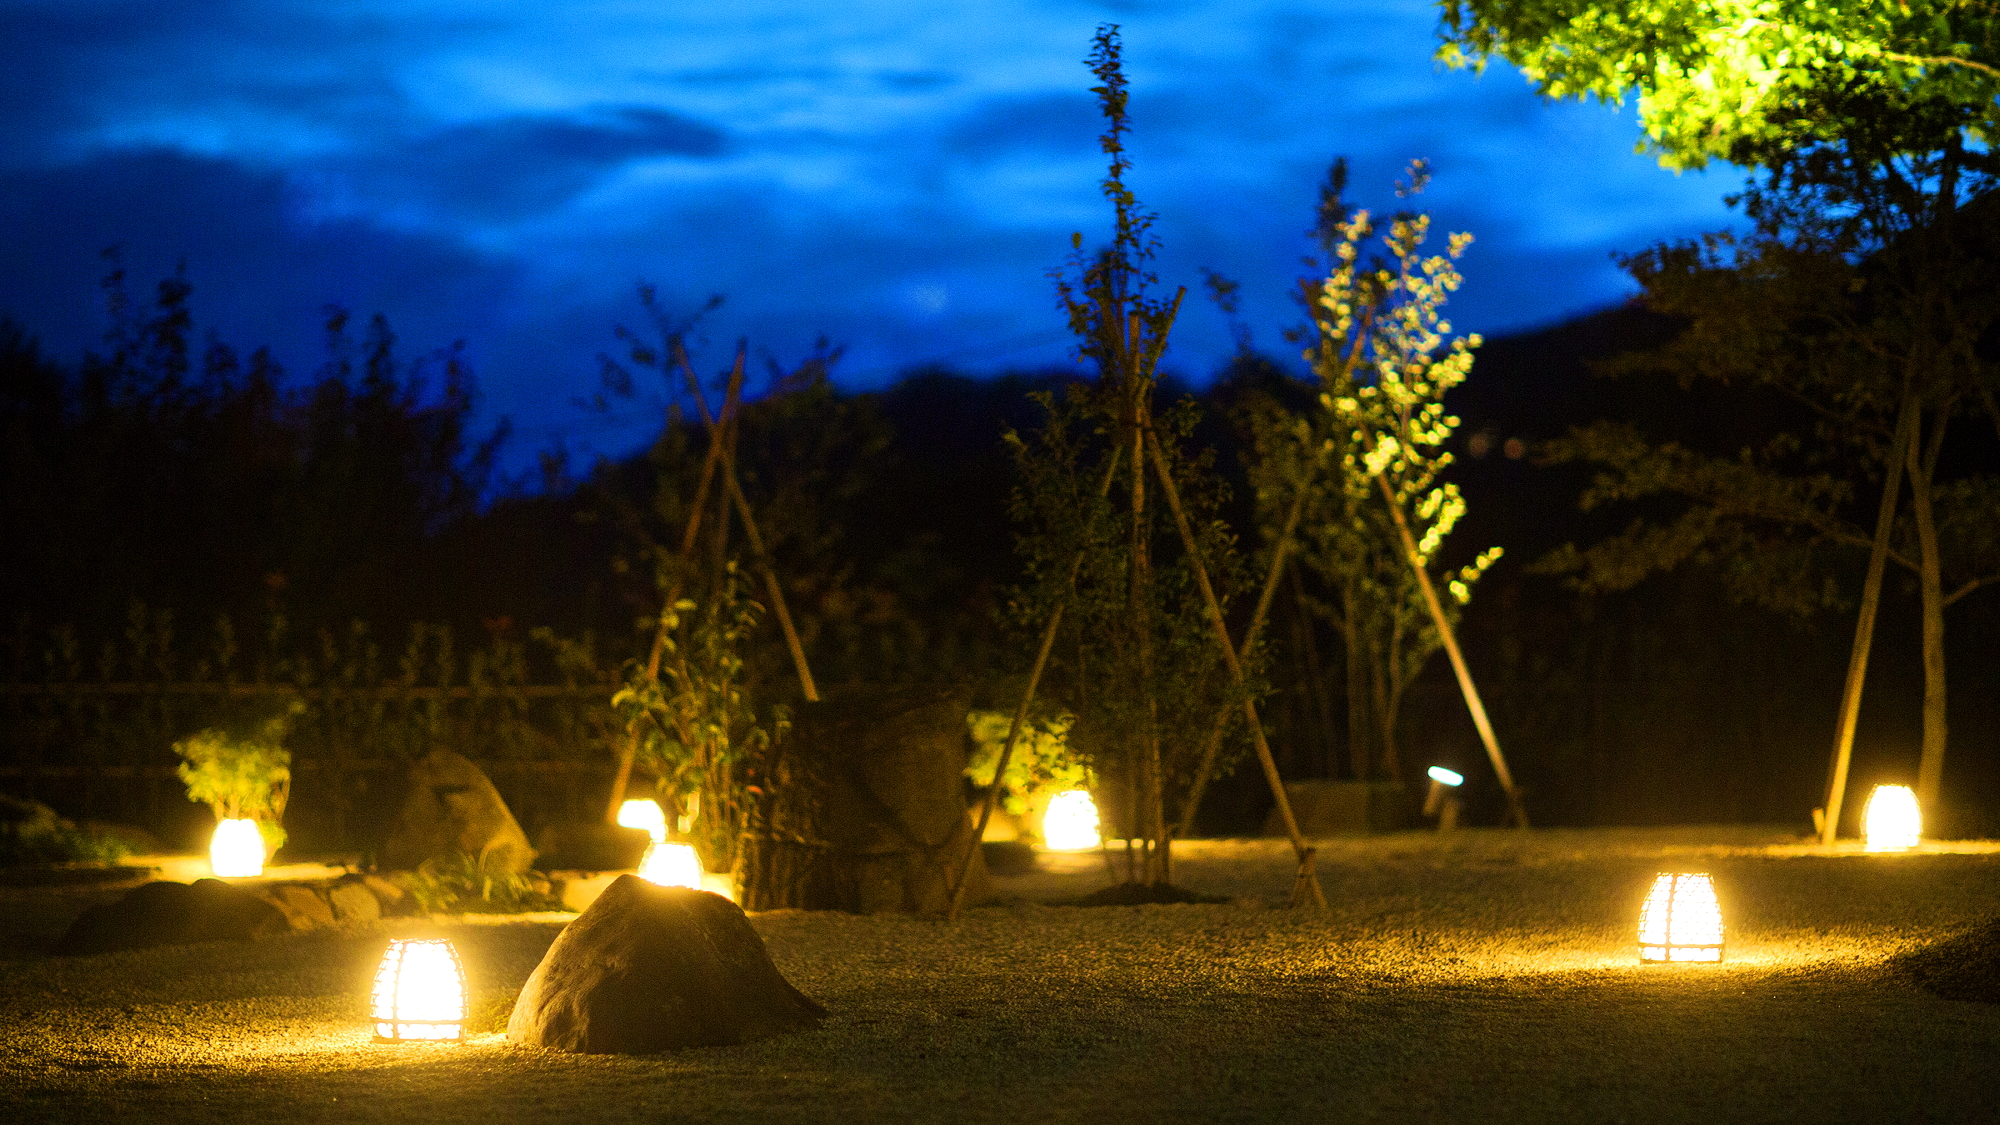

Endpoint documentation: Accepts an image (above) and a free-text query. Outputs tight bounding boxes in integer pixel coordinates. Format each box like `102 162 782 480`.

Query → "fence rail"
0 682 611 698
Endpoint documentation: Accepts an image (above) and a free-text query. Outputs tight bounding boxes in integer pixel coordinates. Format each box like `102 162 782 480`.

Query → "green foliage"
405 849 560 914
0 822 133 867
1438 0 2000 170
613 562 788 873
966 709 1089 817
173 701 299 851
1254 161 1499 779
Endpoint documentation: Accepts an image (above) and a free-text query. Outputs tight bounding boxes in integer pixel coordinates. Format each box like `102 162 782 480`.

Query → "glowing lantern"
371 938 468 1041
1863 784 1921 851
209 818 265 878
1427 766 1464 786
1637 873 1725 963
637 841 704 889
1041 790 1100 851
617 799 669 843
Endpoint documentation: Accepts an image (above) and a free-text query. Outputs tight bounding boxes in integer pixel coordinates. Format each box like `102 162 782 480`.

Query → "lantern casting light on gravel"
1042 790 1100 851
209 817 265 878
618 799 669 843
638 841 704 889
372 938 468 1041
1863 784 1920 852
1637 873 1724 963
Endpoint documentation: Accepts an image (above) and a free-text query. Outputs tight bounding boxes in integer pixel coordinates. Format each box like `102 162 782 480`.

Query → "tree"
1248 161 1508 802
1437 0 2000 171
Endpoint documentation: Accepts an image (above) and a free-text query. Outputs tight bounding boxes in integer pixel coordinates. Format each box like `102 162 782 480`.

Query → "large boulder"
506 874 825 1053
378 749 535 874
754 684 987 913
54 878 288 955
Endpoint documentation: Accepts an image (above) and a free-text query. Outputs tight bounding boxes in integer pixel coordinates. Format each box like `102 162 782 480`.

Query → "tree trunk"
1908 409 1950 815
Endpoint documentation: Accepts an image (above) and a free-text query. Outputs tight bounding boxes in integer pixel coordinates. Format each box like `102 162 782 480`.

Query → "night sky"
2 0 1747 472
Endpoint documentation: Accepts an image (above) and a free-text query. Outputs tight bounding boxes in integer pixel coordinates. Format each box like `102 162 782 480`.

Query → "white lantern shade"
1863 784 1921 852
1041 790 1101 851
617 799 669 843
209 818 265 878
637 842 704 889
1637 873 1724 963
1426 766 1464 787
372 938 468 1041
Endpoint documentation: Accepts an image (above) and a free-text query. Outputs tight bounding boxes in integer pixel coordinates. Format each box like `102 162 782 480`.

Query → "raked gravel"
3 828 1998 1124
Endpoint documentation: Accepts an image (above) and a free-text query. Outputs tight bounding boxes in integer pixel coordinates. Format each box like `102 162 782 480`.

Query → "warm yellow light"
1638 873 1724 963
637 841 703 889
1042 790 1100 851
617 799 669 843
1863 784 1921 852
371 938 467 1041
209 818 265 878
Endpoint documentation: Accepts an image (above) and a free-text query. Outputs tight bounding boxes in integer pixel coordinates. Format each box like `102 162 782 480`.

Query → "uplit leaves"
1438 0 2000 169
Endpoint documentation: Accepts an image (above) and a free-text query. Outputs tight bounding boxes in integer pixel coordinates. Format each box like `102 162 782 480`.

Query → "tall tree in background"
1444 0 2000 822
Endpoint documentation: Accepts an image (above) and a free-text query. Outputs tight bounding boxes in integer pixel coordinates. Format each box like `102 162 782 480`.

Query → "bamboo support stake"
604 347 747 822
674 344 820 704
1820 391 1916 845
1143 434 1327 910
947 450 1124 921
1373 472 1527 828
1174 475 1307 837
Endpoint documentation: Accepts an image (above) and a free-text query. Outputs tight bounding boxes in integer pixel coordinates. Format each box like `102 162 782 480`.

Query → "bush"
406 850 562 914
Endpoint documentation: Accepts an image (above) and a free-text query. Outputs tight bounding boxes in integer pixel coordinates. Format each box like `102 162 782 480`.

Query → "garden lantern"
209 818 265 878
1637 873 1724 963
1863 784 1921 852
1423 767 1464 831
617 798 669 843
1042 789 1100 851
371 938 468 1041
637 841 704 889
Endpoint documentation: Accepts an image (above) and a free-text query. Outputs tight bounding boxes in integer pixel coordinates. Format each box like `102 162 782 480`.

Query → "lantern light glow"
617 799 669 843
371 938 468 1041
637 841 704 889
209 817 265 878
1427 766 1464 787
1863 784 1921 852
1637 873 1724 963
1042 790 1101 851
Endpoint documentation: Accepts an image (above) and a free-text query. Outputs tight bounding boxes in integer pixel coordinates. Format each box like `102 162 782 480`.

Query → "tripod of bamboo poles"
603 342 820 824
948 286 1328 918
1817 389 1918 845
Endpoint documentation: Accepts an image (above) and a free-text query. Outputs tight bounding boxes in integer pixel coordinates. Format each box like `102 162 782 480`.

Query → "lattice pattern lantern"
371 938 468 1041
1042 790 1100 851
209 818 265 878
637 842 704 889
1637 873 1724 963
1863 784 1921 852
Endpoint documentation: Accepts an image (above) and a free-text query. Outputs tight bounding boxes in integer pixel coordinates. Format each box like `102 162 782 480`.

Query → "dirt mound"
1063 881 1229 907
1894 916 2000 1002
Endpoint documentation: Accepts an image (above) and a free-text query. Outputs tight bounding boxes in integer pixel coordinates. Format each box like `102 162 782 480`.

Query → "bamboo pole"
674 344 820 704
1143 434 1328 910
603 347 747 822
946 450 1125 920
1820 391 1917 844
1173 474 1307 837
1372 472 1527 827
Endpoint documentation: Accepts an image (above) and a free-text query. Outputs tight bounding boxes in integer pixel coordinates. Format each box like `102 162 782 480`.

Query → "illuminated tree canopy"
1437 0 2000 169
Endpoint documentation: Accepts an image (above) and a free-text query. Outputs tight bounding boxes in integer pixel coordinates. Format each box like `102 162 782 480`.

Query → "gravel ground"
4 827 1999 1124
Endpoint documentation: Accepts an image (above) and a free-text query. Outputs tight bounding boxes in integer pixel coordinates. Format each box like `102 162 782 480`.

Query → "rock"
1261 780 1412 837
54 878 287 955
378 749 536 874
257 883 336 932
506 874 825 1053
533 822 651 871
361 873 412 915
756 684 987 913
326 877 383 924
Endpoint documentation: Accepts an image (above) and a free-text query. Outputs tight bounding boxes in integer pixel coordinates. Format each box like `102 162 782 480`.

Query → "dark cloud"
349 106 730 221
